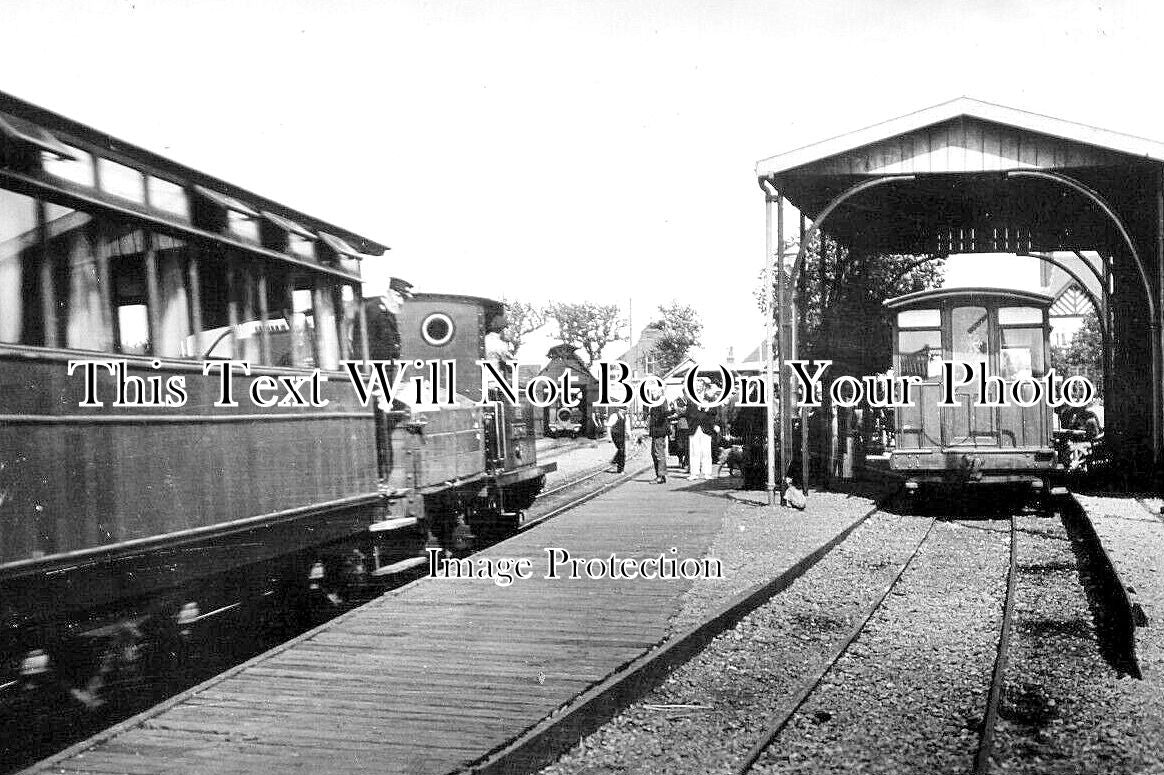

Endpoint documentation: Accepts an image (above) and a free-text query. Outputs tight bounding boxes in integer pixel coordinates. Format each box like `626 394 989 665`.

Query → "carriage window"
0 189 43 345
898 329 942 379
264 282 320 369
897 309 940 328
312 280 342 370
951 305 989 369
42 145 95 187
231 263 264 363
44 203 113 351
289 286 318 366
289 232 316 260
339 284 358 360
97 158 146 204
1000 327 1043 379
998 306 1042 325
227 210 261 243
102 226 151 354
192 258 284 364
147 176 190 219
152 234 192 357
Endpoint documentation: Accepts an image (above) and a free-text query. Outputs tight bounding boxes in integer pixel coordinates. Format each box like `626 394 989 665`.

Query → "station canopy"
755 97 1164 257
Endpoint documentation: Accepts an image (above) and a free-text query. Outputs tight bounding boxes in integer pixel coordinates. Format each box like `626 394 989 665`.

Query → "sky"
3 0 1162 363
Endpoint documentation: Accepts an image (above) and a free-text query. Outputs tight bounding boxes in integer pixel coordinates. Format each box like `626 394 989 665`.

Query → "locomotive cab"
885 287 1058 489
389 292 554 544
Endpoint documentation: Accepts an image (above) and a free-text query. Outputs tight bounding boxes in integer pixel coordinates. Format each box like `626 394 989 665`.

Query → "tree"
757 234 945 377
1051 310 1104 398
546 302 625 367
499 300 545 356
649 302 702 375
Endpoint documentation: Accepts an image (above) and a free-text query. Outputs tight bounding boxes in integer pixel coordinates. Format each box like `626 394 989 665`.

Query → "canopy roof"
756 98 1164 256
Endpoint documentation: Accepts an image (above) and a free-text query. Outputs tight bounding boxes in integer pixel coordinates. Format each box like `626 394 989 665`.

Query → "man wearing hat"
363 276 413 362
362 277 412 486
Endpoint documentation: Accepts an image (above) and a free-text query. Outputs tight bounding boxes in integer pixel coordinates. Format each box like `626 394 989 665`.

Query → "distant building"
615 325 665 377
943 251 1102 350
1038 256 1100 348
534 344 602 437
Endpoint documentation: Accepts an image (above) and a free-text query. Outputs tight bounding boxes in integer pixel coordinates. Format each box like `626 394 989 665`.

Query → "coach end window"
951 305 990 373
897 309 941 380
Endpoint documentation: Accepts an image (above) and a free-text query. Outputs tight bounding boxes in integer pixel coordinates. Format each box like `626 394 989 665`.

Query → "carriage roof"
884 286 1054 311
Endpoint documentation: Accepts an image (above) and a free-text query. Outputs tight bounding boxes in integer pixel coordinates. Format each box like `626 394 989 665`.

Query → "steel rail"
732 516 938 775
974 515 1019 775
518 461 653 534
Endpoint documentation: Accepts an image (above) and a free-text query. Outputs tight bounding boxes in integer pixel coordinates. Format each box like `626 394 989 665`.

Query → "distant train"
0 92 551 711
886 287 1059 490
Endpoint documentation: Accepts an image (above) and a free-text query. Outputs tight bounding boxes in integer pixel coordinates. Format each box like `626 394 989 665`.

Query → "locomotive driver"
362 277 412 487
362 276 413 363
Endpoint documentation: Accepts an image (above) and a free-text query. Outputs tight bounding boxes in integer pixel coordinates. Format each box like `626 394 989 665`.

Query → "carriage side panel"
0 353 378 567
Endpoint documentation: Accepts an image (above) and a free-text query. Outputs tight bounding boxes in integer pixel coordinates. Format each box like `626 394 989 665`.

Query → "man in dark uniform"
362 277 412 485
362 277 412 361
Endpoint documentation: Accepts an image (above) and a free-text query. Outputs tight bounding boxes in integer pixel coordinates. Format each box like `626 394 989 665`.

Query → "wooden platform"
28 472 737 775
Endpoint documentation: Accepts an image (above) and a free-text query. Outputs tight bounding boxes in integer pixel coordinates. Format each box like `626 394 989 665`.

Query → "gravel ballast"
539 506 934 775
752 517 1009 775
988 508 1164 774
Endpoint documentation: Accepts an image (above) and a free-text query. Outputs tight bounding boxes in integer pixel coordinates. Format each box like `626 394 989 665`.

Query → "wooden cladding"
797 116 1124 177
0 356 377 566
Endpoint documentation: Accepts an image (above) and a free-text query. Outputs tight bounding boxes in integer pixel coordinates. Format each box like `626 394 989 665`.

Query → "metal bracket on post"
1008 168 1160 476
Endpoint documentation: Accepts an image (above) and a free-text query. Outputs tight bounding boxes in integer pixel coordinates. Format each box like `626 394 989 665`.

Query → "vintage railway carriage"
0 92 399 691
886 287 1058 488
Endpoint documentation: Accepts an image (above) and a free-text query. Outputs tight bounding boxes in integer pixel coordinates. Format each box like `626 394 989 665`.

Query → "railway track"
532 499 1054 775
729 514 1019 775
974 516 1019 775
731 516 940 775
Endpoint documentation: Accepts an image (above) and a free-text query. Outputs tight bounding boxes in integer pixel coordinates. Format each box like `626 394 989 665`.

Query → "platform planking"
28 473 730 775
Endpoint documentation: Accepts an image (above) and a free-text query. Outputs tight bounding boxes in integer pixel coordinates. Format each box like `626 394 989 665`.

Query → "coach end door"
943 305 999 446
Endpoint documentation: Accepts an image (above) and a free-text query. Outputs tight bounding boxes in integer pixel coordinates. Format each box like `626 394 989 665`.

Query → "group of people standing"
627 382 723 483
